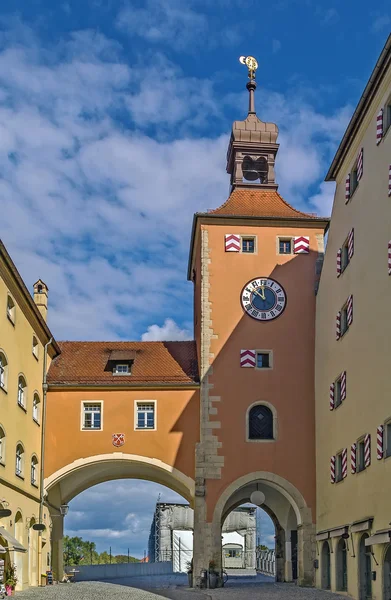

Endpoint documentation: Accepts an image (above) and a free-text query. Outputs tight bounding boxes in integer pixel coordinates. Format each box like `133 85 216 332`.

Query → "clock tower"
188 58 329 586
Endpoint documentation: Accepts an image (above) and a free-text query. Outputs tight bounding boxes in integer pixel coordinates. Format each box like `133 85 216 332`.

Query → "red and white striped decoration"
336 311 341 340
330 455 336 483
389 165 391 196
342 448 347 479
388 241 391 275
347 295 353 327
329 383 335 410
376 108 383 144
341 371 347 401
348 228 354 260
357 148 363 181
364 433 371 467
376 109 383 144
345 175 350 203
351 443 357 474
225 234 240 252
293 236 310 254
337 248 342 276
377 425 384 460
240 349 256 368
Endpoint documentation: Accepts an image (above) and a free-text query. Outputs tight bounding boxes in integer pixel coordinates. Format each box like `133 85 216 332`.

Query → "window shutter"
351 443 357 474
330 456 336 483
347 295 353 326
345 175 350 203
388 241 391 276
240 349 256 368
329 383 335 410
376 109 383 144
389 165 391 197
377 425 384 460
348 228 354 260
357 148 364 181
337 249 342 276
364 434 371 467
341 371 347 401
293 236 309 254
336 311 341 340
342 448 347 479
225 234 240 252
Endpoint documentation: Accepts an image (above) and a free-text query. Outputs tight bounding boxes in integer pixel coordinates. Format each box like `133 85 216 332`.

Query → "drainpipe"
37 338 53 586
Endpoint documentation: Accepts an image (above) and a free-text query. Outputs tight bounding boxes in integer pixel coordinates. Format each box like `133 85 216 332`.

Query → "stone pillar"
51 516 64 581
244 529 256 569
275 523 286 582
284 534 293 582
193 493 222 587
297 516 316 587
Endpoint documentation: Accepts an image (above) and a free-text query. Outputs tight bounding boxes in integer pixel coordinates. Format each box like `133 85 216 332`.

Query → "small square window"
357 439 366 472
114 364 130 375
82 403 102 430
335 453 343 482
242 238 255 253
334 378 342 408
256 352 271 369
279 239 292 255
385 422 391 458
136 403 155 430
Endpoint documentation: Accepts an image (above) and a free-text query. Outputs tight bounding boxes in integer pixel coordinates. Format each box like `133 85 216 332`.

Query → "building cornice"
48 382 199 392
0 475 41 504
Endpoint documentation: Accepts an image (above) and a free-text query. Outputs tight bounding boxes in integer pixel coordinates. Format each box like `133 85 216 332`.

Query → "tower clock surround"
240 277 287 321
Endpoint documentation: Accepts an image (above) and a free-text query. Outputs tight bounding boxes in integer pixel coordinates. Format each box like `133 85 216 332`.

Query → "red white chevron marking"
341 371 346 401
364 434 371 467
342 448 347 479
329 383 335 410
337 248 342 276
293 236 309 254
388 241 391 275
330 456 336 483
377 109 383 144
345 175 350 203
351 443 357 474
377 425 384 460
389 165 391 197
347 295 353 327
225 234 240 252
348 228 354 260
336 311 341 340
240 349 256 368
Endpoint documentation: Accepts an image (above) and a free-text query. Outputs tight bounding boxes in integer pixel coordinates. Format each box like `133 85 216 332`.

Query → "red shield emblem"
112 433 125 447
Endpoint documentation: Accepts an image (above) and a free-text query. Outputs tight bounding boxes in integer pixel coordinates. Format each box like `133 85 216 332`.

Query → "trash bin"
40 574 47 586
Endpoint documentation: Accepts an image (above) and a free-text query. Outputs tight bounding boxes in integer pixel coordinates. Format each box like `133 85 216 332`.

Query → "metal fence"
256 549 276 576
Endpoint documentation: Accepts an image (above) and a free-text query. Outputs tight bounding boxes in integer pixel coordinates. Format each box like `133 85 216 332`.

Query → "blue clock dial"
241 277 287 321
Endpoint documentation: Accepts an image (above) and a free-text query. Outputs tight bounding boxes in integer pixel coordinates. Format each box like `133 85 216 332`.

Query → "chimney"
33 280 49 322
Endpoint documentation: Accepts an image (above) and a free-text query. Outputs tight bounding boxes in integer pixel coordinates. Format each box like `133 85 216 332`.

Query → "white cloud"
308 181 336 216
141 318 192 341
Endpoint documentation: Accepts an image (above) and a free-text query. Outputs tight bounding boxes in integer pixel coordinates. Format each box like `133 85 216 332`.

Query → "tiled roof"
47 341 199 386
207 188 324 219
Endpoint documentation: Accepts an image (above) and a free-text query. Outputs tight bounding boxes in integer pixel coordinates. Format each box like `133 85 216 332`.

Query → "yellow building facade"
0 241 59 590
315 36 391 599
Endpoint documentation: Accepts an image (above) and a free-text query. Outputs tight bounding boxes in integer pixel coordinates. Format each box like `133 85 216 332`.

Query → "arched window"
248 405 274 440
6 295 15 324
31 456 38 486
0 426 5 465
17 375 27 409
32 394 40 424
15 443 24 477
0 351 8 391
32 335 39 359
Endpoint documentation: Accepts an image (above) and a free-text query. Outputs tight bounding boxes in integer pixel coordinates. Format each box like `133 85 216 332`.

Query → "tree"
114 554 139 563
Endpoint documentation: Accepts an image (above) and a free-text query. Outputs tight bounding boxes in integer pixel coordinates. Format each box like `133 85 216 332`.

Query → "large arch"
44 453 195 580
194 471 314 587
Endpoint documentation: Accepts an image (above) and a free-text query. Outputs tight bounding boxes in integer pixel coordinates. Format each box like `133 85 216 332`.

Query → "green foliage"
63 536 140 565
5 564 17 588
257 544 271 551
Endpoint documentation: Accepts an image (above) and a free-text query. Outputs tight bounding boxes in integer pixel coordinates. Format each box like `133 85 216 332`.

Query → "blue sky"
1 0 389 558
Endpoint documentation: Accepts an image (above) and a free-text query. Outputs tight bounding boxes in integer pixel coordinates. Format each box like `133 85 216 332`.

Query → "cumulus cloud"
141 318 192 341
309 181 336 216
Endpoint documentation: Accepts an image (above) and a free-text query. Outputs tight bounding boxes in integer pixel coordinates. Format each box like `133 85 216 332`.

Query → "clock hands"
252 286 266 301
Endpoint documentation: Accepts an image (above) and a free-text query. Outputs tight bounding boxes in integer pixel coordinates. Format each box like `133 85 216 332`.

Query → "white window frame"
134 400 157 431
32 335 39 360
31 455 38 486
255 350 273 370
17 375 27 410
0 351 8 392
113 364 131 375
32 393 40 424
15 443 24 478
277 236 293 255
81 401 103 431
6 295 15 325
0 426 5 465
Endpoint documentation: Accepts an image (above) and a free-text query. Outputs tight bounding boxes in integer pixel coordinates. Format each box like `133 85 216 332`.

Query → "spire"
226 56 279 193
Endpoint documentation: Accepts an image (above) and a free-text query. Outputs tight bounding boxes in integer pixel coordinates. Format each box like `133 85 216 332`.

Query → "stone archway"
321 541 331 590
383 544 391 600
336 538 347 592
359 533 372 600
204 471 314 587
44 453 195 580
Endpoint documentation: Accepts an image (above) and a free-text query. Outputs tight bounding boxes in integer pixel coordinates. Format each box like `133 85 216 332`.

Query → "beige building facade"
315 35 391 599
0 241 59 590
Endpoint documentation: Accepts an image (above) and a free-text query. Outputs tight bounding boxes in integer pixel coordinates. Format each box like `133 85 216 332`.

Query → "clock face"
240 277 287 321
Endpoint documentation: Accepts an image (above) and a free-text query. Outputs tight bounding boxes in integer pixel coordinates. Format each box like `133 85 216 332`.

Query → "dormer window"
114 364 130 375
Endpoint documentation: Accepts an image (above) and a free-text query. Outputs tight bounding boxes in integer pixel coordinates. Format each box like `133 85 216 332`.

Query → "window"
256 351 272 369
357 439 366 472
32 336 39 359
6 295 15 324
242 237 255 253
82 403 102 430
341 305 348 336
385 97 391 133
31 456 38 486
350 164 358 195
334 378 342 408
385 421 391 458
32 394 40 424
335 452 343 482
113 364 130 375
341 241 349 272
136 402 155 430
279 238 292 255
0 427 5 465
0 352 8 391
17 375 27 410
15 444 24 478
226 548 242 558
248 405 274 440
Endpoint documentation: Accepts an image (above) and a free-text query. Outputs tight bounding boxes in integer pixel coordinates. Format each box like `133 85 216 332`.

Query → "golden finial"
239 55 259 81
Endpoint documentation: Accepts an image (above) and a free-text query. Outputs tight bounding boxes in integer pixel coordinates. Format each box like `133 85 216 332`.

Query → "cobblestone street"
15 581 351 600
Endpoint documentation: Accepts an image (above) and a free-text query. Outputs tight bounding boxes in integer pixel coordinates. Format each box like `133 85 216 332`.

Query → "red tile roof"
47 341 199 386
208 188 324 219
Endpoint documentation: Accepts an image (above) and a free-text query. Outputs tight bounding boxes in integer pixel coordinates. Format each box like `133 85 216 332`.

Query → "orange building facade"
44 71 328 586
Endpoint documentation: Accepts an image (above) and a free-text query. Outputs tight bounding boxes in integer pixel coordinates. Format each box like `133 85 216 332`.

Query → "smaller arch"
0 424 5 465
15 442 25 478
32 392 41 424
17 374 27 410
246 402 276 441
0 349 8 391
30 454 39 486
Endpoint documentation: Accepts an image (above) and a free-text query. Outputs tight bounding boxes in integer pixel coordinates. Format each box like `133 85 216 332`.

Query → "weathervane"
239 55 259 115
